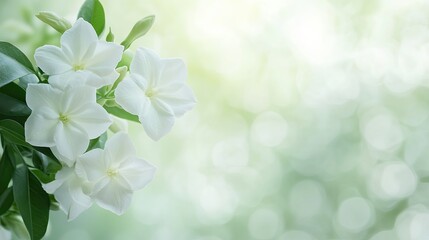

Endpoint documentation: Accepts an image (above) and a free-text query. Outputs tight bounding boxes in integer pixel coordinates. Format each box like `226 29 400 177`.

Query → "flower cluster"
23 18 195 220
0 1 195 238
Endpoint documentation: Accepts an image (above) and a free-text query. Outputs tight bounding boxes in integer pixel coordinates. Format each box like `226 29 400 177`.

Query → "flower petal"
71 104 112 139
25 108 59 147
86 41 123 71
75 149 107 182
85 69 119 88
115 75 148 115
60 18 98 63
119 157 156 191
139 99 175 141
53 122 89 166
26 84 61 111
104 132 137 165
60 85 96 114
43 167 92 221
93 179 133 215
156 85 196 117
67 176 93 221
48 71 92 90
157 58 187 87
130 48 161 85
34 45 71 75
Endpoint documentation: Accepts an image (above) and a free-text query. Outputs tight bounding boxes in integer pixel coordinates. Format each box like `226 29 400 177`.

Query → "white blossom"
43 166 93 221
0 225 11 240
75 132 156 215
34 18 123 89
25 84 112 166
115 48 196 140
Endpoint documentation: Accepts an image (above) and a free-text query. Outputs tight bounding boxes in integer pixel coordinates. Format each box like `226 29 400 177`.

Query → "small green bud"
106 27 114 42
36 11 72 33
120 15 155 50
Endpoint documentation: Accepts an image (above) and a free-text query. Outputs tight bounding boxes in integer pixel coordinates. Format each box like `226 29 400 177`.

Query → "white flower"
0 225 11 240
75 132 156 215
43 166 92 221
34 18 123 90
115 48 196 140
25 84 112 166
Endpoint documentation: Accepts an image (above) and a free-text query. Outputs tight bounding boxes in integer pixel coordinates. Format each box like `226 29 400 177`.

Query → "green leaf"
0 187 14 216
87 132 107 151
13 165 50 240
32 151 61 175
0 119 31 148
0 93 31 117
121 15 155 50
33 147 59 164
0 146 14 194
17 74 39 89
104 106 139 123
0 81 26 102
30 169 56 184
0 42 34 72
77 0 105 36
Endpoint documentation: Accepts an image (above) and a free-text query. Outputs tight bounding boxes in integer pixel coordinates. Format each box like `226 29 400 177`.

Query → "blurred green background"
2 0 429 239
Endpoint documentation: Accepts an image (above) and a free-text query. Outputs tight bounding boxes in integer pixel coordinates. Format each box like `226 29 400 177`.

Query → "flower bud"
36 11 72 33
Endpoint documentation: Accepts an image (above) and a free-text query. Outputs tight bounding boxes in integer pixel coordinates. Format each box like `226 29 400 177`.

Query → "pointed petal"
24 108 59 147
157 58 187 87
60 18 98 63
115 75 148 115
75 149 107 182
34 45 71 75
25 108 59 147
104 133 136 165
50 146 74 167
48 71 92 90
93 180 133 215
67 176 93 221
53 122 89 166
44 167 92 221
86 41 123 71
26 84 61 111
71 104 112 139
157 85 196 117
60 85 96 114
139 99 175 141
85 69 119 88
119 158 156 191
130 48 161 85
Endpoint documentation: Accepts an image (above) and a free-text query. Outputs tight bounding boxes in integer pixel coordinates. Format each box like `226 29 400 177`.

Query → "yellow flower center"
59 113 69 123
106 168 118 178
145 89 156 98
73 63 85 71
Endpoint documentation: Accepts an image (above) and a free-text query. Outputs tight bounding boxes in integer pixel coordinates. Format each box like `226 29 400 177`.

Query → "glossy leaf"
0 93 31 117
87 131 108 150
0 119 31 148
13 164 50 240
0 145 14 194
32 151 61 175
0 42 34 71
0 187 14 216
0 81 26 102
77 0 105 36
